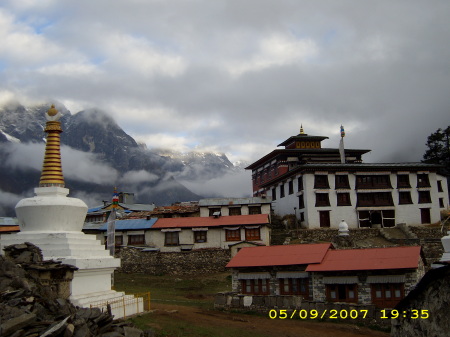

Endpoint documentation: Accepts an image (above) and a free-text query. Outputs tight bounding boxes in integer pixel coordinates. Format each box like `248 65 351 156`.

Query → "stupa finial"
300 124 304 135
39 105 65 187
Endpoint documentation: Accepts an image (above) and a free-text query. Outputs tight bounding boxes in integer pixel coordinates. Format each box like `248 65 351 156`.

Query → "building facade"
227 244 425 309
246 127 449 228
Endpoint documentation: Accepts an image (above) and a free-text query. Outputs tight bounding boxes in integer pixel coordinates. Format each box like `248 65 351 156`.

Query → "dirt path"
149 303 390 337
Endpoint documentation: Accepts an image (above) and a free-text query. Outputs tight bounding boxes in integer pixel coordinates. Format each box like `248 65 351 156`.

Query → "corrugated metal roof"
152 214 269 229
87 206 104 213
226 243 331 268
99 218 158 231
306 246 421 272
199 197 272 206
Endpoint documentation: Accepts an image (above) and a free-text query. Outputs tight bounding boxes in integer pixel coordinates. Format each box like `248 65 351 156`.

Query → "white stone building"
246 127 449 228
198 197 272 217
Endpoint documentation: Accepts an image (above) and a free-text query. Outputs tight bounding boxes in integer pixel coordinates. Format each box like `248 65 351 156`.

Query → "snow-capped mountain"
0 101 241 215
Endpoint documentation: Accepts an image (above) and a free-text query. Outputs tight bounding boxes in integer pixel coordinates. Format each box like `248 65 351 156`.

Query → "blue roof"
88 206 104 213
99 218 158 231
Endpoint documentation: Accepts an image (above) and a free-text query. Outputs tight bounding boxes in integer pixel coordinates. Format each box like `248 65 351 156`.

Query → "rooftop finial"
39 105 65 187
300 124 304 135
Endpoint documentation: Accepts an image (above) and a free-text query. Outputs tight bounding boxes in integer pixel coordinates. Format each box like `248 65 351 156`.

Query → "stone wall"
118 247 231 275
296 228 380 243
214 292 390 329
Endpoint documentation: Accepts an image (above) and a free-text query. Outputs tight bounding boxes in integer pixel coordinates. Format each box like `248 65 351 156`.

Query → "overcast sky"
1 0 449 166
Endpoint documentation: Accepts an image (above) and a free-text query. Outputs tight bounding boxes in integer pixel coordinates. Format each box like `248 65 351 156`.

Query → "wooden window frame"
335 175 350 189
164 232 179 246
245 228 261 241
314 175 330 189
241 279 270 295
229 207 242 216
356 175 392 189
315 193 330 207
417 174 431 188
371 283 404 308
288 180 294 195
225 229 241 241
418 191 431 204
128 234 145 246
326 284 358 303
337 193 351 206
194 231 207 243
397 175 411 188
279 278 310 299
249 206 262 215
398 191 413 204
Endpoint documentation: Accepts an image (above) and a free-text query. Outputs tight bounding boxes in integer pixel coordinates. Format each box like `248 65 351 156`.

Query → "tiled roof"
99 218 158 231
152 214 269 229
306 246 422 272
226 243 331 268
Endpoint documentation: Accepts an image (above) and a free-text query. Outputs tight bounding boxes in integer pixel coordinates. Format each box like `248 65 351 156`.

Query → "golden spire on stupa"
39 105 65 187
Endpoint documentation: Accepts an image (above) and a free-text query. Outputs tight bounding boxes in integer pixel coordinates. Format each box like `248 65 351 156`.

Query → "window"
128 234 145 245
337 193 351 206
398 191 413 204
298 195 304 209
371 283 404 308
245 228 261 241
115 236 123 247
315 193 330 207
417 174 430 187
382 210 396 227
326 284 358 303
357 192 394 206
241 279 269 295
418 191 431 204
288 180 294 195
280 184 285 198
194 231 207 243
335 175 350 189
298 177 303 191
438 180 443 192
314 175 330 189
249 206 262 214
440 198 445 208
229 207 242 216
272 188 277 201
356 175 391 189
397 175 411 188
358 211 371 227
300 212 305 222
225 229 241 241
164 232 179 246
209 208 221 216
279 278 310 299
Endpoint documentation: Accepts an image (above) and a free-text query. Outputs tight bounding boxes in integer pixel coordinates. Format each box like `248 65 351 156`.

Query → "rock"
64 323 75 337
124 326 144 337
0 313 37 336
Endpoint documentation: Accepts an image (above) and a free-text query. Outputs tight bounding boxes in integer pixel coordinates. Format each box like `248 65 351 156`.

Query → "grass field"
114 271 231 310
113 272 389 337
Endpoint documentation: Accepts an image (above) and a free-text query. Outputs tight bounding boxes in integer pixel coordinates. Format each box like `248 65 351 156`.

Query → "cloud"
121 170 158 184
0 0 449 169
1 142 119 184
180 170 252 198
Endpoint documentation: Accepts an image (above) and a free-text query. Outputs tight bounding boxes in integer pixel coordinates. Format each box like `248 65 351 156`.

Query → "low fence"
90 292 150 319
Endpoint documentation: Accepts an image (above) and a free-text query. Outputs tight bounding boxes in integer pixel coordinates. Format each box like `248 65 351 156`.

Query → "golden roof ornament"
39 105 65 187
300 124 305 135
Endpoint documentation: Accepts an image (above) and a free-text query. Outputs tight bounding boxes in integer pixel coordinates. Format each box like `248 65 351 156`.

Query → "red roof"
0 226 20 233
152 214 269 229
306 246 422 272
226 243 331 268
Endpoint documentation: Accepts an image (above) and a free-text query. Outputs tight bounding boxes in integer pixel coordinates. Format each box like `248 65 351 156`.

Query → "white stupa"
0 105 143 318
